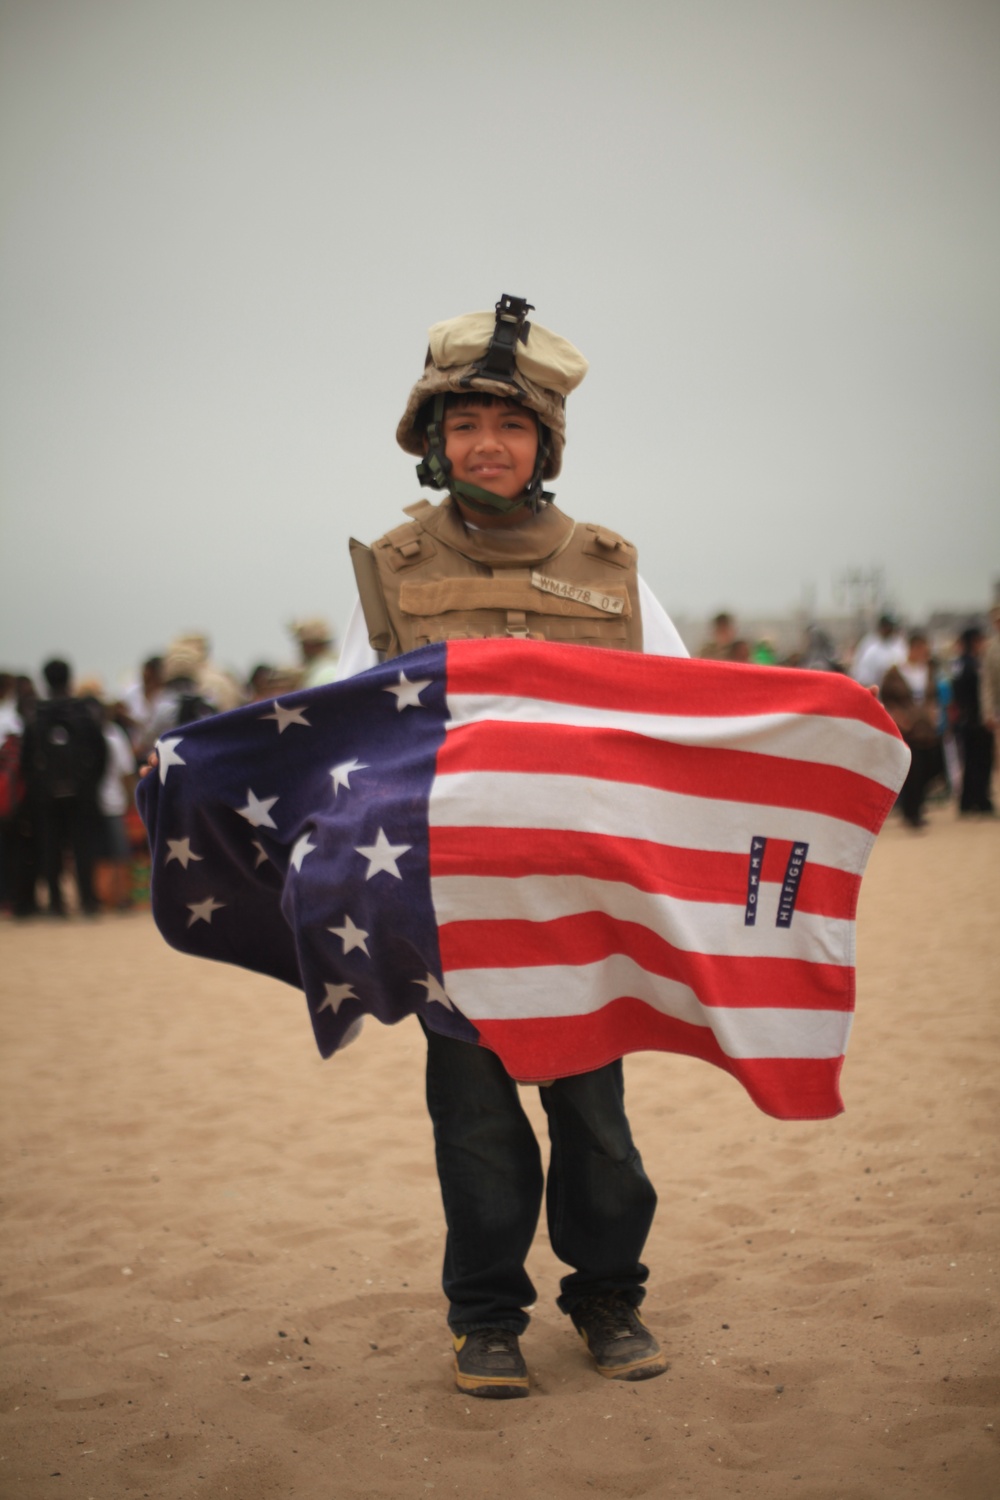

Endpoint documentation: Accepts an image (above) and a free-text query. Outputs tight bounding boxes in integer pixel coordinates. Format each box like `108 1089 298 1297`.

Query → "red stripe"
439 913 853 1012
445 637 896 735
471 999 845 1120
436 720 890 829
429 825 860 920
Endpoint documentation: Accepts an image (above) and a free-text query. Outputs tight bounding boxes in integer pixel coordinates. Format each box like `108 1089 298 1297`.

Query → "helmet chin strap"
449 480 541 516
415 394 553 516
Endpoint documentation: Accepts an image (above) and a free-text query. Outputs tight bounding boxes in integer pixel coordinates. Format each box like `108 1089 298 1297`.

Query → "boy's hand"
139 750 158 780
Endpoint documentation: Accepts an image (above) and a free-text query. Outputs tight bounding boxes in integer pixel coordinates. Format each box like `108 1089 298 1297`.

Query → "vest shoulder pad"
578 523 638 570
372 517 438 574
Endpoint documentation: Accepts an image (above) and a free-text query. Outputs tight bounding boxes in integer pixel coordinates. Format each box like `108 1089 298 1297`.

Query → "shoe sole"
454 1363 529 1399
593 1351 669 1380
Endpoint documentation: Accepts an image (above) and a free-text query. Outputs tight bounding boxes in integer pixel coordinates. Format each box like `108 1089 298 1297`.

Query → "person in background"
20 659 106 917
2 672 38 916
851 614 907 688
15 675 37 725
145 643 220 743
78 682 137 911
0 672 26 911
981 604 1000 765
0 672 22 741
122 655 165 759
880 633 944 829
247 663 276 702
799 624 842 673
289 618 340 689
172 633 245 713
951 626 994 815
934 652 961 799
698 611 736 660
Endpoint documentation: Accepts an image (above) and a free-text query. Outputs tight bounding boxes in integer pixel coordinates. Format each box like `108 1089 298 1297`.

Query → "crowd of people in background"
0 617 340 919
1 605 997 918
698 605 1000 831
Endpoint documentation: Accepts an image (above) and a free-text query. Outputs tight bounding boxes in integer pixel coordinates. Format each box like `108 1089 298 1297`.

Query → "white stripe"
445 692 907 790
441 955 851 1060
431 873 854 966
429 770 875 875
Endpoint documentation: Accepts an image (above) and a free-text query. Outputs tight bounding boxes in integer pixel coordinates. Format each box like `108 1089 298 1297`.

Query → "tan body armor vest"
350 499 643 661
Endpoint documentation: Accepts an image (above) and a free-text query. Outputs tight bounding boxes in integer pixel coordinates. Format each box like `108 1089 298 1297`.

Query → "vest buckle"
505 610 530 638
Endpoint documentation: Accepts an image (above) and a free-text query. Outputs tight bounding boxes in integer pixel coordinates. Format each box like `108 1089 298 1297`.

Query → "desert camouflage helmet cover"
396 304 588 480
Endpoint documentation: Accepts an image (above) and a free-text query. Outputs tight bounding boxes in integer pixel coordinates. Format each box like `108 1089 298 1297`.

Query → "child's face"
441 400 539 509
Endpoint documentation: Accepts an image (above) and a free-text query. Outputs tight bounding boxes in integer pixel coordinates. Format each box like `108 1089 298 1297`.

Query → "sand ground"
1 800 997 1500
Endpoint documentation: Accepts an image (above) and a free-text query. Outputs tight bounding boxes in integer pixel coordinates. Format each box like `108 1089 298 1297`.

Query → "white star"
415 972 454 1011
317 982 357 1015
261 700 311 733
290 832 317 872
251 840 269 869
330 758 368 795
383 671 432 711
236 788 279 829
165 838 202 870
354 827 411 880
186 896 225 927
328 914 370 956
156 737 186 783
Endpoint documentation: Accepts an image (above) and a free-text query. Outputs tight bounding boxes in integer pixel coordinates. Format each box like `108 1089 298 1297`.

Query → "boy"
340 295 688 1398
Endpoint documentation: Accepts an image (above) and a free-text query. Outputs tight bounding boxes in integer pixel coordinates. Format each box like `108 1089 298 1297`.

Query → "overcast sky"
2 0 998 689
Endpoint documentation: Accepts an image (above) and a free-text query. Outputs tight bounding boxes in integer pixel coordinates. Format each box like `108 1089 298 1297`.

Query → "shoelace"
482 1332 517 1354
583 1300 638 1342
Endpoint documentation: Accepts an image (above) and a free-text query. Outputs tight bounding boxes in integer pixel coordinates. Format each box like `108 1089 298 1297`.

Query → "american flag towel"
137 639 909 1121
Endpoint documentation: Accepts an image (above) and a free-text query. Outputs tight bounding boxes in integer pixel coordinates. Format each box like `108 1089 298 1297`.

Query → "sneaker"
570 1294 668 1381
453 1328 529 1399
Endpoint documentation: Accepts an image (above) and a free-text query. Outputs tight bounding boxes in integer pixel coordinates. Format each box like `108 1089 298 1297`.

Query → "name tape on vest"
530 572 625 616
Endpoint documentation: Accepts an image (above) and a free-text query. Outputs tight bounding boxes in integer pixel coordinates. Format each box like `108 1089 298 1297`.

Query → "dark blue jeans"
422 1023 657 1334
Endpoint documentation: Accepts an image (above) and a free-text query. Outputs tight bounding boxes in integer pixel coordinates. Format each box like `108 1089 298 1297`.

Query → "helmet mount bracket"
463 294 534 386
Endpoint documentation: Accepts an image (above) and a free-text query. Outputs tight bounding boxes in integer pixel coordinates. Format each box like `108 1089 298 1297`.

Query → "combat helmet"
396 294 588 516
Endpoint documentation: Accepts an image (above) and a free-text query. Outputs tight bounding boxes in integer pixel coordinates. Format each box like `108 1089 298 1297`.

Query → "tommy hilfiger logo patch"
744 835 767 925
776 841 809 928
745 836 809 928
